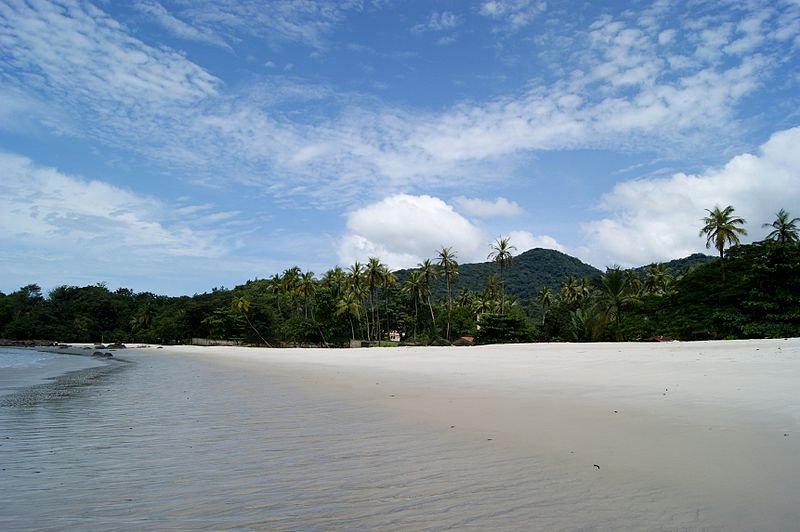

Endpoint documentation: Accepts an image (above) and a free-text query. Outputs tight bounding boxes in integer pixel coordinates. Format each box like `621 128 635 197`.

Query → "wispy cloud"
134 0 232 50
478 0 547 30
2 0 797 214
412 11 459 33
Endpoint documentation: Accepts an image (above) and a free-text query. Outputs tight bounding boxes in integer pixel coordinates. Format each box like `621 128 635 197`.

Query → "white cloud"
478 0 547 30
0 153 231 259
338 194 486 269
581 127 800 267
337 194 562 269
453 196 523 217
507 231 565 253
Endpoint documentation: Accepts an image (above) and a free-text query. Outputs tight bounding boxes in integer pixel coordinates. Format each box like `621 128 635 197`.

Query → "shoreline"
0 347 127 405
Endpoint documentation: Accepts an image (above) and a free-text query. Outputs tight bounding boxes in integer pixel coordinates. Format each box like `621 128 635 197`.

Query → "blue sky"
1 0 799 296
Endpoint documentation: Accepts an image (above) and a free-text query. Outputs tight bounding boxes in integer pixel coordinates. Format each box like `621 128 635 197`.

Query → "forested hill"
633 253 716 277
397 248 602 301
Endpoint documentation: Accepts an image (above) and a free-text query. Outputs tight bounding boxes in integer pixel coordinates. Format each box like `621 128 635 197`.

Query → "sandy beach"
2 339 798 530
160 339 800 528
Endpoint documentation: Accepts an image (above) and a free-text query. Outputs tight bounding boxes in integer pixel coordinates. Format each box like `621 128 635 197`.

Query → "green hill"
396 248 602 301
397 249 717 302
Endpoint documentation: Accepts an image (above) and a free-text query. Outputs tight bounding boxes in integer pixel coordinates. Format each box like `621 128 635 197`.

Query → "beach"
1 339 798 530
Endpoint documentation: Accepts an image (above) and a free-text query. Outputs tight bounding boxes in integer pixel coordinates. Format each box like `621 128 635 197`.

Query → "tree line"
1 207 798 345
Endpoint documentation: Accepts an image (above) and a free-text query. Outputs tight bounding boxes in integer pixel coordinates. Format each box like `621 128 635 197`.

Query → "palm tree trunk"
445 279 451 341
244 314 272 348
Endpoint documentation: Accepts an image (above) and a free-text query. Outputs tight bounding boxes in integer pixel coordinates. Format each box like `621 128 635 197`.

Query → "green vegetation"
1 207 798 346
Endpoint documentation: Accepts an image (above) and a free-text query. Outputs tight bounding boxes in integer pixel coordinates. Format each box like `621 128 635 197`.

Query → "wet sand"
2 339 798 530
0 349 110 399
163 338 800 529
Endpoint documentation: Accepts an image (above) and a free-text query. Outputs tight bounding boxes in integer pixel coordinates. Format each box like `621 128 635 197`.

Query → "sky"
1 0 799 296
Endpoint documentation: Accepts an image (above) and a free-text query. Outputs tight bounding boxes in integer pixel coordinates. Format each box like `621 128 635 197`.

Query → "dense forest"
1 207 798 346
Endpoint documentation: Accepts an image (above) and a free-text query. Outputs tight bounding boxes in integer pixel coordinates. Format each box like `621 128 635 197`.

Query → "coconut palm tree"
437 246 458 341
380 264 396 342
417 259 438 326
231 296 272 347
593 266 639 340
763 208 800 243
296 271 316 319
645 263 672 296
402 269 425 338
536 287 553 326
365 257 385 341
488 237 516 314
335 288 361 341
700 205 747 280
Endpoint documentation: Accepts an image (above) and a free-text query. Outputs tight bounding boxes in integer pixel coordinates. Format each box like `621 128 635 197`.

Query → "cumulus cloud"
507 231 565 253
338 194 562 269
581 127 800 267
453 196 523 217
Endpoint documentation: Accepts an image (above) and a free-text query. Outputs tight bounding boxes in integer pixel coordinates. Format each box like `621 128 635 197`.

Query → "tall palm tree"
436 246 458 341
402 269 425 338
488 237 516 314
347 262 367 338
763 208 800 243
700 205 747 280
336 288 361 341
231 296 272 347
593 266 639 340
536 287 553 326
380 264 396 342
282 266 302 316
417 259 438 326
365 257 385 341
297 271 316 319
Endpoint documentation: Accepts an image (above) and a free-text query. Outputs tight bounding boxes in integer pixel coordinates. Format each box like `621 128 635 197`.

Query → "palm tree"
417 259 438 327
402 269 425 338
593 266 639 340
365 257 385 341
380 264 396 342
321 266 346 297
336 289 361 341
436 246 458 341
297 271 316 319
700 205 747 280
763 208 800 243
536 287 553 326
645 263 672 296
488 237 516 314
347 262 367 338
231 296 272 347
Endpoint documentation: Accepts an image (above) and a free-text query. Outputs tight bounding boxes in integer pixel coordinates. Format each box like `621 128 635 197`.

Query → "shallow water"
0 350 781 530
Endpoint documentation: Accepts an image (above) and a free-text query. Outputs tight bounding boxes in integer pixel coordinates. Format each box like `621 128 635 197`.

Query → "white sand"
155 339 800 527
